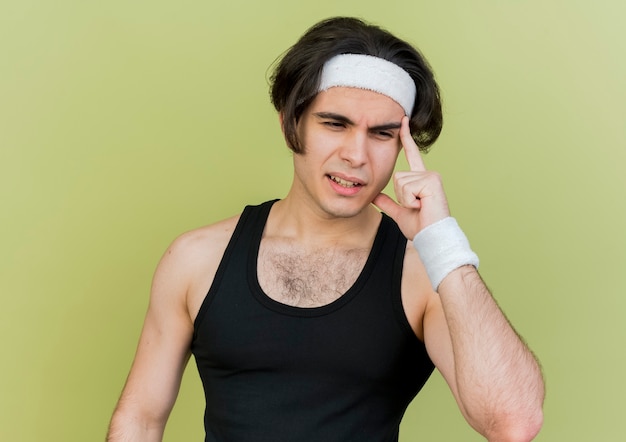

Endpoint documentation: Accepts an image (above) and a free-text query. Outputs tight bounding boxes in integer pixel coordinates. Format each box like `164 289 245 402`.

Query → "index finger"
400 116 426 172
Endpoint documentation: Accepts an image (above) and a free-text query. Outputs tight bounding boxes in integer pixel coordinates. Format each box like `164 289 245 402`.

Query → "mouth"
328 175 362 188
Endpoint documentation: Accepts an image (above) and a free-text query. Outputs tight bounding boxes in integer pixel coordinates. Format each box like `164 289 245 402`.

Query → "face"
289 87 405 219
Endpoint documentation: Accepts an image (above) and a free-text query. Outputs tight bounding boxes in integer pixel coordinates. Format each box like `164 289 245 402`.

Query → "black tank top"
191 200 434 442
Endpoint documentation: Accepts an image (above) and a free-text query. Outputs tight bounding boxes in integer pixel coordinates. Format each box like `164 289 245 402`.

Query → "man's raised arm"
373 116 545 441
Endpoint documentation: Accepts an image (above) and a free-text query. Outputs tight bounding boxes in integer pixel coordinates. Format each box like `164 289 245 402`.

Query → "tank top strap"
193 200 278 333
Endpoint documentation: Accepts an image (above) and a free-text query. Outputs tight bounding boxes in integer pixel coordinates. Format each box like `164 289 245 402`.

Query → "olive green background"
1 0 624 440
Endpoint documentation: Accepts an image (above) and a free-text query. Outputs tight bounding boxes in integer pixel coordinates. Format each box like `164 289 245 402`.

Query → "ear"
277 111 293 150
278 112 285 134
278 110 300 153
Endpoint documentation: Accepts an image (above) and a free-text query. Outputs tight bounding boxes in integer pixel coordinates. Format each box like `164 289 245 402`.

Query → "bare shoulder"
168 214 241 261
156 214 242 321
400 240 438 342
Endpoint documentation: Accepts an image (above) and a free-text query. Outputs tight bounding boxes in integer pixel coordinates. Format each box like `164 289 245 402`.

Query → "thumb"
372 193 401 220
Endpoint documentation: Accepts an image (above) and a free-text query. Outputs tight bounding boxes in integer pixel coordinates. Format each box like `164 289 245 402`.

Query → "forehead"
309 87 405 119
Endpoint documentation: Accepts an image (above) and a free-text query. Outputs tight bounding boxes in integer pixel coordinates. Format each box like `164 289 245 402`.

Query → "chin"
320 199 370 219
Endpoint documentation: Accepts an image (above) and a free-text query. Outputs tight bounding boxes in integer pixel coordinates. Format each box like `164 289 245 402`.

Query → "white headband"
318 54 416 116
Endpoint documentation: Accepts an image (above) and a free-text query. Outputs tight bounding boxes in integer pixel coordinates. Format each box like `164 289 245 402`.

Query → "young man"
107 17 545 441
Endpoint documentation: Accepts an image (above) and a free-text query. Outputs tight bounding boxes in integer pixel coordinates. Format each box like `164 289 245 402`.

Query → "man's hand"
372 116 450 240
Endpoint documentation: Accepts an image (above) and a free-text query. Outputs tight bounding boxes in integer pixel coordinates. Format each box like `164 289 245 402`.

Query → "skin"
107 87 545 442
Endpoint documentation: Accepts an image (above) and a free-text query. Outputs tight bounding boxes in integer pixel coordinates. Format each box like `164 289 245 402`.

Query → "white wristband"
412 217 479 291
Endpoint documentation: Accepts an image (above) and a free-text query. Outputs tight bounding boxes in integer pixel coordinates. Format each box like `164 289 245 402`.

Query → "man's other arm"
106 236 197 441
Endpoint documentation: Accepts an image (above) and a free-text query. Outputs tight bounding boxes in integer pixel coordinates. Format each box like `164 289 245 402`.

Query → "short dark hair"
269 17 443 153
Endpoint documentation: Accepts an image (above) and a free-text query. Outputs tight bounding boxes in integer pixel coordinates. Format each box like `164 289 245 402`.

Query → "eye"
374 130 396 140
323 121 346 129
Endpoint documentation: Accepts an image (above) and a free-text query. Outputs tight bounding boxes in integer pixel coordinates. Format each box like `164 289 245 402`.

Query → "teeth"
330 175 359 188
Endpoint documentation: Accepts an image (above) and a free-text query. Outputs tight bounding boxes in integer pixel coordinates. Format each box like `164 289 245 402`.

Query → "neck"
266 196 381 248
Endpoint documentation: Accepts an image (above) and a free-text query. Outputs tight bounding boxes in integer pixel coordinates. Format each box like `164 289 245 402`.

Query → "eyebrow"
313 112 402 132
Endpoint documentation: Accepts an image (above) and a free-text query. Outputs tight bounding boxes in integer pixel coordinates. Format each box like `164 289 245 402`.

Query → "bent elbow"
524 408 545 441
484 408 544 442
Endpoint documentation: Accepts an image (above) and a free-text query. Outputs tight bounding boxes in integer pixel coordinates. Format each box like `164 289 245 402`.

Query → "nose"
339 131 368 167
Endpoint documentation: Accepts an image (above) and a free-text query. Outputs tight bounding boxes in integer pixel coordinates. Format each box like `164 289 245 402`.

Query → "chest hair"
257 240 370 308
